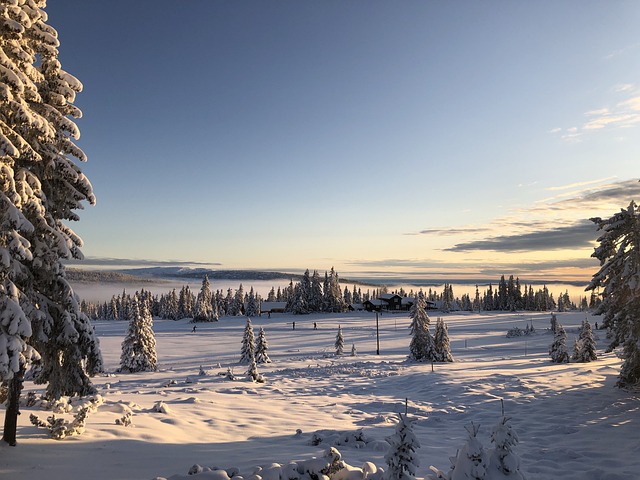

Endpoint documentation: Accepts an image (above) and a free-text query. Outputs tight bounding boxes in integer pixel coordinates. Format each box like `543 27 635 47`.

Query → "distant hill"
65 267 303 284
66 269 160 284
120 267 304 282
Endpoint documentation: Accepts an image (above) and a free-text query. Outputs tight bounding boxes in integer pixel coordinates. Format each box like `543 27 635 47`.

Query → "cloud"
604 43 640 60
444 221 598 253
476 257 599 278
546 176 617 192
553 86 640 141
613 83 635 93
534 178 640 211
413 227 491 236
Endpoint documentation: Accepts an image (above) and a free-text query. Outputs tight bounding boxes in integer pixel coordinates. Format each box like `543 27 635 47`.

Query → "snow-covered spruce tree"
119 294 157 373
409 293 436 362
325 267 346 313
245 286 260 317
240 317 255 363
587 201 640 387
450 422 487 480
256 327 271 364
230 284 245 316
572 337 581 363
1 1 104 444
247 356 265 383
335 325 345 355
575 320 597 363
288 283 308 314
549 323 569 363
192 275 214 322
384 412 420 480
309 269 324 313
434 317 454 362
487 416 525 479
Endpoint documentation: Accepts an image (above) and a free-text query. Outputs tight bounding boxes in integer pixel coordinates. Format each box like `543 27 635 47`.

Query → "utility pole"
376 311 380 355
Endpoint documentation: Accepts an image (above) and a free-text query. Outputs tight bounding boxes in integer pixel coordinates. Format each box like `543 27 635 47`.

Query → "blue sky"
48 1 640 281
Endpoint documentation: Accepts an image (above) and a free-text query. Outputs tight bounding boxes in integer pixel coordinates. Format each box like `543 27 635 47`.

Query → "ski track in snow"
1 310 638 480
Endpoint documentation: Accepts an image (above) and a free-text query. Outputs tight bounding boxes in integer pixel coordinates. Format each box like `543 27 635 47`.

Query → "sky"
46 1 640 283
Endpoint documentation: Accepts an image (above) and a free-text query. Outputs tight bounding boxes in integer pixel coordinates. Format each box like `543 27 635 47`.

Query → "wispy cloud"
604 43 640 60
551 86 640 141
533 179 640 212
546 176 617 192
412 227 491 236
613 83 635 93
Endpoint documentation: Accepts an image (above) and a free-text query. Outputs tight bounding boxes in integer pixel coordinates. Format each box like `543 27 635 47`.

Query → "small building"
260 301 287 314
363 299 386 312
379 293 404 311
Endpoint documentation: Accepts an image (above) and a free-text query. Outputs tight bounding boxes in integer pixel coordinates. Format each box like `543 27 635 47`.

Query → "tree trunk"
2 366 25 446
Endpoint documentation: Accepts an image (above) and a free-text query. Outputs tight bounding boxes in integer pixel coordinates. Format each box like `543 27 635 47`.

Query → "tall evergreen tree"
230 284 245 316
335 325 344 355
1 1 102 444
575 319 597 363
409 293 436 362
587 201 640 388
240 317 255 363
324 267 346 313
549 323 569 363
119 294 157 373
287 283 308 314
267 287 276 302
256 327 271 364
434 318 454 362
245 286 260 317
193 275 214 322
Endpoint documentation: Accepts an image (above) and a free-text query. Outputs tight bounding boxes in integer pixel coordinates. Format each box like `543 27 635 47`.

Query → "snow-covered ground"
2 310 638 479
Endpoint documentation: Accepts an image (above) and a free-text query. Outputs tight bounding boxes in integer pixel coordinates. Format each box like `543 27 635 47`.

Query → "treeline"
388 275 598 313
81 267 359 319
80 272 599 320
81 283 261 320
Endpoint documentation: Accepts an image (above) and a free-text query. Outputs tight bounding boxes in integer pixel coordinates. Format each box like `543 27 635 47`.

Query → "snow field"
2 310 638 480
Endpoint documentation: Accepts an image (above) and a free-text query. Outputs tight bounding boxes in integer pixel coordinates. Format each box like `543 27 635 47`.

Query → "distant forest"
78 269 599 321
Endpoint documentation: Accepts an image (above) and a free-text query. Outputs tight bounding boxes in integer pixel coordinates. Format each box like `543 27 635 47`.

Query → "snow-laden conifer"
230 284 245 316
288 283 309 314
575 320 597 363
119 294 157 373
309 270 324 312
247 357 265 383
240 317 255 363
549 323 569 363
384 413 420 480
192 275 214 322
245 286 260 317
324 267 346 313
335 325 345 355
256 327 271 364
434 317 454 362
1 0 103 443
450 422 487 480
409 293 436 362
487 416 525 479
